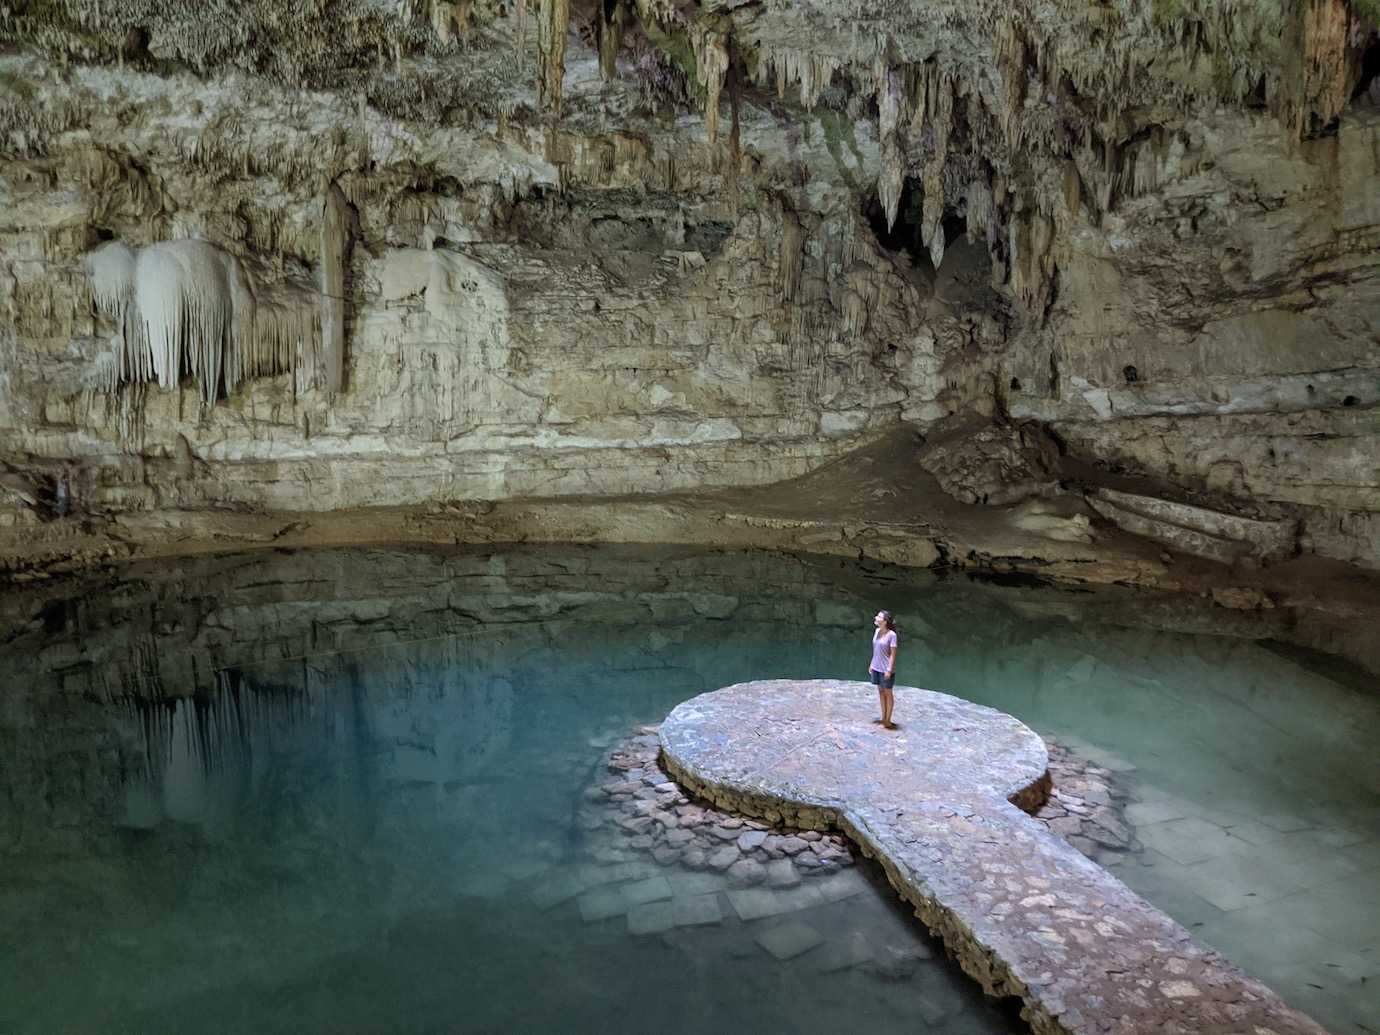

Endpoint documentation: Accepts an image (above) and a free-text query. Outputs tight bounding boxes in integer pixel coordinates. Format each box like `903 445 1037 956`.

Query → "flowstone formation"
659 678 1330 1035
0 0 1376 599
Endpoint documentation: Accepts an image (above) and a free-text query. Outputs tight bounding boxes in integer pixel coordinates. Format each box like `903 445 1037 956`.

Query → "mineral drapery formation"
318 181 353 397
0 0 1376 587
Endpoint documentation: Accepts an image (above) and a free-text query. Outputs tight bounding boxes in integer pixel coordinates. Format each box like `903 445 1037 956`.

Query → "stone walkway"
659 679 1330 1035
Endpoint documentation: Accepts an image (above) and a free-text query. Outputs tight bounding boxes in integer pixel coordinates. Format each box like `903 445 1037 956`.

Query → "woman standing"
869 610 899 729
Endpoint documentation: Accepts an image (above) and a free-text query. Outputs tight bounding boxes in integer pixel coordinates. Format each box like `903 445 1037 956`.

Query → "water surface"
1 546 1376 1033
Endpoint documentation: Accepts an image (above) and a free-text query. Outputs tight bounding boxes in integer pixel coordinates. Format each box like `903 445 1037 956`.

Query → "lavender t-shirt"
870 630 897 673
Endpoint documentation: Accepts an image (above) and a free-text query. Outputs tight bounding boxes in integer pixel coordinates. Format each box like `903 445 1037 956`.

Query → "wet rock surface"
1029 740 1143 866
659 679 1330 1035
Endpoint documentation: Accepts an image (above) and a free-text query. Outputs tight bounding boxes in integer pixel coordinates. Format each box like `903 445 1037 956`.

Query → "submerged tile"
1137 816 1240 865
756 919 824 960
671 893 723 928
626 900 676 935
726 884 821 921
813 930 874 972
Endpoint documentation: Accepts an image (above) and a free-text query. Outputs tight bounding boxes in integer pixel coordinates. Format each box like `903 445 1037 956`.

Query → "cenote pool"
1 546 1377 1034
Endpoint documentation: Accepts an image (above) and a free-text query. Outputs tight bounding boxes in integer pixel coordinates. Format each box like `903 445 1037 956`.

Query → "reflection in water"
0 545 1377 1034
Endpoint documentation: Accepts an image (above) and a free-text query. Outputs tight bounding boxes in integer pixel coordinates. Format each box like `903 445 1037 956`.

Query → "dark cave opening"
1352 32 1380 103
862 178 965 273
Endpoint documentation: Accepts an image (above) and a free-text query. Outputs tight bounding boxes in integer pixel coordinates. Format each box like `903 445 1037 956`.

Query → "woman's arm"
886 636 897 676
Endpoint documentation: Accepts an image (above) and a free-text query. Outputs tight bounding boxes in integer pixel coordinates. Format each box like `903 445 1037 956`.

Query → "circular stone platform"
660 679 1328 1035
659 678 1051 818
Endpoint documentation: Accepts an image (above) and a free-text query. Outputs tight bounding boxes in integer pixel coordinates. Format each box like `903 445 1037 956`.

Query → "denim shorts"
869 669 895 690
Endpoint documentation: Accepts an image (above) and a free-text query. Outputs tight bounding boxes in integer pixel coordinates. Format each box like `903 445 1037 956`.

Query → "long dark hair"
878 609 897 633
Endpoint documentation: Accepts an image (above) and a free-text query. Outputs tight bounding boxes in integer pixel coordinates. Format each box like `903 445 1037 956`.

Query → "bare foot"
884 722 898 730
871 718 884 724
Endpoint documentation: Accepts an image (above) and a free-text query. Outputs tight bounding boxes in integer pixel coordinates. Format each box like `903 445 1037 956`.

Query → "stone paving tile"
1212 817 1292 846
576 875 672 922
661 678 1330 1035
531 871 595 910
755 919 824 960
1079 747 1138 772
1336 837 1380 870
1195 907 1333 985
1124 799 1189 826
577 885 628 923
726 884 823 921
1174 851 1312 911
529 861 659 905
1125 781 1177 803
627 900 676 935
1136 815 1242 865
666 871 725 897
814 869 869 903
671 893 724 928
1256 811 1314 834
1272 867 1380 950
622 876 672 908
1188 803 1252 828
1337 803 1380 831
1263 833 1373 879
1308 825 1369 848
1314 948 1380 982
813 930 874 973
502 859 551 883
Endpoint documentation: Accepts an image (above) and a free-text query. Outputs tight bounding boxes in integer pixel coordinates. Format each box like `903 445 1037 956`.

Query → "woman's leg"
882 686 895 727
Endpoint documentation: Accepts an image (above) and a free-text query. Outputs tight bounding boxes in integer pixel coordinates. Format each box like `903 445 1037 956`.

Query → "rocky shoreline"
582 726 861 885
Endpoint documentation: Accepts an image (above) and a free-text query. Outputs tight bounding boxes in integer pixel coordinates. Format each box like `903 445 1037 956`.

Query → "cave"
0 1 1377 1033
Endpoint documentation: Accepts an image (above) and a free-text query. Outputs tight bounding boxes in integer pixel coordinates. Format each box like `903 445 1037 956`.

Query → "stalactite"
1097 133 1119 213
754 47 838 110
919 68 952 269
996 18 1027 147
1061 160 1083 218
430 0 473 46
320 181 351 398
965 176 993 243
909 66 928 138
779 210 804 304
840 267 884 341
515 0 527 59
536 0 570 114
598 0 628 82
85 241 146 383
1009 210 1055 311
135 242 234 399
1280 0 1357 138
1130 135 1161 198
85 238 322 420
876 68 905 232
692 26 730 144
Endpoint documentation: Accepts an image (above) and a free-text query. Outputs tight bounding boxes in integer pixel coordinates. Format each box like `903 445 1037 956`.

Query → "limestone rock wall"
1010 109 1380 569
0 55 995 518
0 0 1376 576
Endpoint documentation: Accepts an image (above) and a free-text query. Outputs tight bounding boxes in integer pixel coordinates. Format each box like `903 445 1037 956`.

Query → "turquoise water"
1 546 1377 1033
